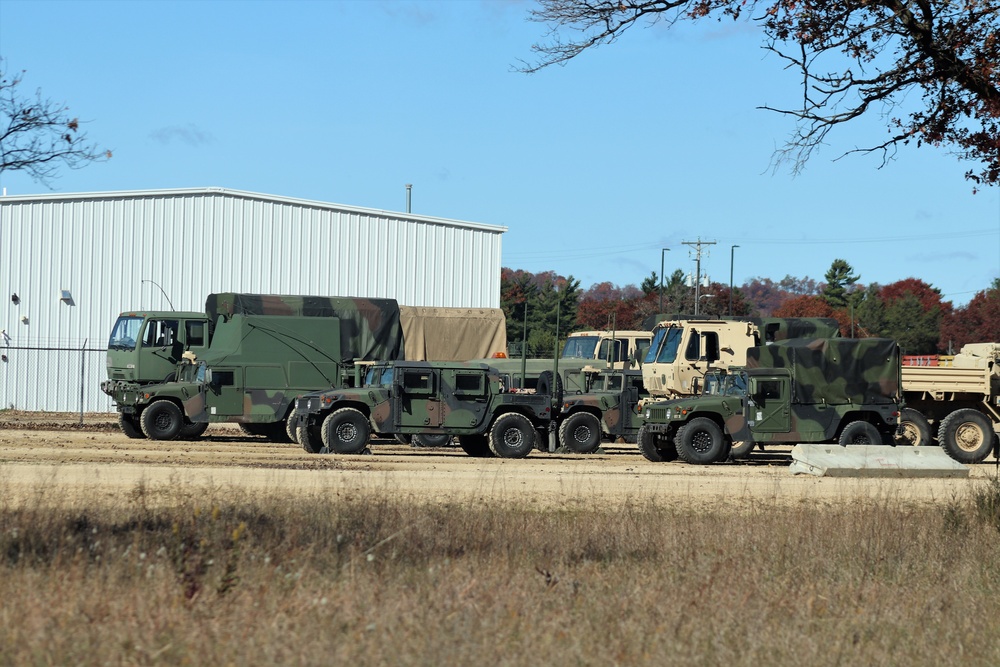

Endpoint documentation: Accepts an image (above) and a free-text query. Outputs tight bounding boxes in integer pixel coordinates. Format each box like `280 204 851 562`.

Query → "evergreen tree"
822 259 860 309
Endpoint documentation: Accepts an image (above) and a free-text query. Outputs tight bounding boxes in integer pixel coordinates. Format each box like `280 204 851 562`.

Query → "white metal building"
0 187 506 412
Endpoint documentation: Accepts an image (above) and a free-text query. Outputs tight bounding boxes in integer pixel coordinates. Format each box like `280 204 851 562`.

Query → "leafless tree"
520 1 1000 187
0 58 110 186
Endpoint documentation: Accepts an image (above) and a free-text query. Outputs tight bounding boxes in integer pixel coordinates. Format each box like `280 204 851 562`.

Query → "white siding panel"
0 188 504 411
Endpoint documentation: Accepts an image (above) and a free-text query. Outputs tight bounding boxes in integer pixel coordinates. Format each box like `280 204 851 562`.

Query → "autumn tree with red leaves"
521 1 1000 185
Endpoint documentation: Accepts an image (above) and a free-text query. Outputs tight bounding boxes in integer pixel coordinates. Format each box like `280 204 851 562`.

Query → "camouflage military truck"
553 366 647 453
102 294 403 441
293 361 555 458
104 310 212 385
637 338 902 465
641 316 840 399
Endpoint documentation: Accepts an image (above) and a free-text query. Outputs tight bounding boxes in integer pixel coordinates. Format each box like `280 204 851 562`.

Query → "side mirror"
204 368 213 385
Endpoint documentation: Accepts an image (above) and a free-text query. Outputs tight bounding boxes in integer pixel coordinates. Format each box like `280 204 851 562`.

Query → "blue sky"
2 0 997 306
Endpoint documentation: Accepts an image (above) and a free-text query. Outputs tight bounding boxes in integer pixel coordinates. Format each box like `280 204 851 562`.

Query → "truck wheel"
459 434 494 457
636 424 677 463
838 421 882 445
559 412 602 454
285 417 299 444
238 423 267 437
118 412 144 439
896 408 932 447
414 433 452 447
938 409 994 464
729 440 754 460
139 400 183 440
675 418 726 465
299 418 323 454
536 371 563 408
394 434 413 445
178 421 208 440
489 413 535 458
322 408 371 454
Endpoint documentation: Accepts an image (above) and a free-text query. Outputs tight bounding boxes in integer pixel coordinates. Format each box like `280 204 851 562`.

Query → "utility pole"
682 239 716 315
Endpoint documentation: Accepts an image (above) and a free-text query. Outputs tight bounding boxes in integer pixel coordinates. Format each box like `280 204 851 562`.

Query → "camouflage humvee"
637 338 902 465
554 367 648 453
293 361 555 458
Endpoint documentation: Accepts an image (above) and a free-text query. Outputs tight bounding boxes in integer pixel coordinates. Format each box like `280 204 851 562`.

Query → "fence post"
79 338 88 427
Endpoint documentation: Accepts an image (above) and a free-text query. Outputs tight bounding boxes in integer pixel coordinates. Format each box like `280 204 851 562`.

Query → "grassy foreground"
2 479 1000 666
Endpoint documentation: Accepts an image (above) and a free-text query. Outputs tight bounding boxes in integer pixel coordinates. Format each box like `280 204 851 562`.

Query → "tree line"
501 259 1000 356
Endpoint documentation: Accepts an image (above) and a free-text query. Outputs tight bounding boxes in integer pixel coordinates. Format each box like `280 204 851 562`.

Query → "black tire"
674 417 727 465
558 412 603 454
118 412 144 439
489 413 535 458
321 407 371 454
636 424 677 463
458 434 494 457
285 416 299 444
536 370 564 409
413 433 453 447
139 400 183 440
299 418 323 454
178 421 208 440
238 423 267 437
896 408 932 447
838 421 882 445
729 440 754 460
938 409 994 464
394 433 413 445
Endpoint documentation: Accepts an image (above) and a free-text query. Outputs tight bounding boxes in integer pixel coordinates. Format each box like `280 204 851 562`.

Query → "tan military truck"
899 343 1000 463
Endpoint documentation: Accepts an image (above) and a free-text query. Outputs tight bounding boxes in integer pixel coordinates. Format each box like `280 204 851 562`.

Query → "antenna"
142 279 176 310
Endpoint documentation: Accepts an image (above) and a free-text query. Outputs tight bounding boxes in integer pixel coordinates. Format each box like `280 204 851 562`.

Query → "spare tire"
536 370 563 409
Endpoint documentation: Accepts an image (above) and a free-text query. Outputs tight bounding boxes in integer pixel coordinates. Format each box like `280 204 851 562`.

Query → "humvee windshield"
364 366 394 387
108 315 143 351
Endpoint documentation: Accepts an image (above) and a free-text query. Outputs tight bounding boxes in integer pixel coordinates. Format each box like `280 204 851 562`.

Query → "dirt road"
1 414 993 509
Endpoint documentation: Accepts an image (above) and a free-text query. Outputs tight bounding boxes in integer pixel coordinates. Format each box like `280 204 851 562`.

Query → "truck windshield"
179 362 206 383
108 315 144 351
561 336 599 359
722 373 747 397
645 327 683 364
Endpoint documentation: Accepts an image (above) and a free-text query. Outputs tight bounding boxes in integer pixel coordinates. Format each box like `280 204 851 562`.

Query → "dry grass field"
2 412 1000 666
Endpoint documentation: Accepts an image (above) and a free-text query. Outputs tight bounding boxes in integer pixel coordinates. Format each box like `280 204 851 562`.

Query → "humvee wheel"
675 418 726 465
458 434 494 457
489 413 535 458
139 400 183 440
636 424 677 462
178 421 208 440
285 416 299 444
559 412 602 454
322 408 371 454
939 409 994 464
838 421 882 445
118 412 144 439
238 423 267 437
299 418 324 454
896 408 932 447
414 433 452 447
729 440 754 459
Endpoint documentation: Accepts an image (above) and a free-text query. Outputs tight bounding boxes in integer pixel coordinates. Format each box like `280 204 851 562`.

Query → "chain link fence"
0 342 114 415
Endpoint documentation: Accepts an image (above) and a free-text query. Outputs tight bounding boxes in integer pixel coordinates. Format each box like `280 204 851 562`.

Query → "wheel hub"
338 423 358 442
503 429 523 447
955 423 984 452
572 426 591 443
691 431 712 453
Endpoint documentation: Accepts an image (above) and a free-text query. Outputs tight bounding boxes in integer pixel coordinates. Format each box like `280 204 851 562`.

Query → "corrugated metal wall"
0 188 505 412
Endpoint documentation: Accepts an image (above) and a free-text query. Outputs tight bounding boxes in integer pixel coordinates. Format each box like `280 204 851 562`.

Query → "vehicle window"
605 374 623 391
108 315 143 350
213 370 235 387
143 319 179 347
684 331 700 361
186 321 206 347
453 372 485 395
403 370 434 393
562 336 599 359
653 328 684 364
634 338 651 363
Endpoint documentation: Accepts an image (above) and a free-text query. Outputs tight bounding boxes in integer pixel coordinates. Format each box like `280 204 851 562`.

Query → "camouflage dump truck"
898 343 1000 463
637 338 902 465
293 361 555 458
103 294 403 440
641 316 840 399
554 366 647 453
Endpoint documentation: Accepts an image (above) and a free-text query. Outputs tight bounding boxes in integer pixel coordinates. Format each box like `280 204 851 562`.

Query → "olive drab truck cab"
293 361 556 459
103 311 212 387
637 337 902 465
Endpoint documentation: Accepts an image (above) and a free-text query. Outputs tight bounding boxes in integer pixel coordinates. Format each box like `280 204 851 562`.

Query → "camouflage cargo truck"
641 316 840 399
104 311 212 386
637 338 902 464
897 343 1000 463
102 294 403 440
293 361 555 458
553 366 648 453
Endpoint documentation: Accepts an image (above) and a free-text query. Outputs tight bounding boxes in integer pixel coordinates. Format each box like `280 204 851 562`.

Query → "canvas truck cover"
399 306 507 361
746 338 900 405
205 294 403 363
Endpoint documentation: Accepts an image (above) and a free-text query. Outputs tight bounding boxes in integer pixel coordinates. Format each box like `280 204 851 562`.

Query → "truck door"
440 368 491 430
205 367 244 416
395 367 443 429
747 375 791 434
139 318 184 382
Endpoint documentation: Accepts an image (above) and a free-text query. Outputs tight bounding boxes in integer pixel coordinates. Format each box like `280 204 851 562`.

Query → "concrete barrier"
789 444 970 478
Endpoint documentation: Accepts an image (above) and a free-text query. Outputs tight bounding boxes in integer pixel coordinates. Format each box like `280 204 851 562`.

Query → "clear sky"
2 0 997 306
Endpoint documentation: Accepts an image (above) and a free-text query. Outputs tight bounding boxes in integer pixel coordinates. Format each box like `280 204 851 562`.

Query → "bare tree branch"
0 57 111 187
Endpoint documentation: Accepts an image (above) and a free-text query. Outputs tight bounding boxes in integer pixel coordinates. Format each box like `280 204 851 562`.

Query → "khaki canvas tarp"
400 306 507 362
